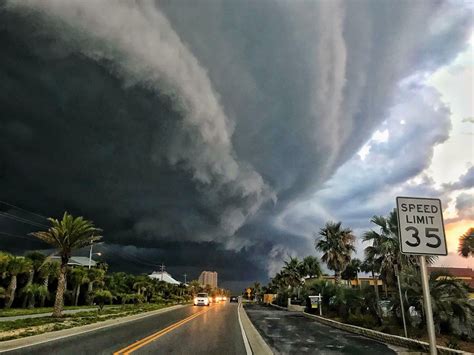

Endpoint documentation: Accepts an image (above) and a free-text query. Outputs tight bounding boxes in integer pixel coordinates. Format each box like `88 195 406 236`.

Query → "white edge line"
238 302 253 355
0 304 185 353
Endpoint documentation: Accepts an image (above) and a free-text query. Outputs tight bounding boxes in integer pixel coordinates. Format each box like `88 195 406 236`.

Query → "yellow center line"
113 306 212 355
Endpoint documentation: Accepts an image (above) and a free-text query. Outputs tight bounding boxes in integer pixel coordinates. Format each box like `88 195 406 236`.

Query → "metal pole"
88 242 93 269
396 273 408 338
419 255 437 355
319 293 322 316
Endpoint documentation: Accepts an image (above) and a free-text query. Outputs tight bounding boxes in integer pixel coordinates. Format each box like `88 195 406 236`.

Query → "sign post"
309 294 322 316
396 197 447 355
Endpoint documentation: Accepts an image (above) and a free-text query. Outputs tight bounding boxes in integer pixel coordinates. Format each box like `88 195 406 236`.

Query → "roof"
428 267 474 288
50 256 97 267
148 271 181 285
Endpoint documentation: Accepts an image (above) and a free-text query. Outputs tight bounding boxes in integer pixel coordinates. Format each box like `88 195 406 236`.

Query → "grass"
0 302 183 341
0 305 105 318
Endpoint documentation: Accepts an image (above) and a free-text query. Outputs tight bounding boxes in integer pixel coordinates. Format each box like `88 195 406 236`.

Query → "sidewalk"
0 306 118 322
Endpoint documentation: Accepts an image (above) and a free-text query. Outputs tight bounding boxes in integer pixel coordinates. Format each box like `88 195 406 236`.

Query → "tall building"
198 271 218 288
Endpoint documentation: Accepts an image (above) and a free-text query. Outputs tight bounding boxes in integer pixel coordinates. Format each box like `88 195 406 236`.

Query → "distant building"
198 271 218 288
428 267 474 296
148 271 181 285
305 275 383 291
50 256 97 268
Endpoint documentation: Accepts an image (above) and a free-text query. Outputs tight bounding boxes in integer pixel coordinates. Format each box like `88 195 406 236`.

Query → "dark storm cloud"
445 193 474 224
0 0 471 280
445 166 474 191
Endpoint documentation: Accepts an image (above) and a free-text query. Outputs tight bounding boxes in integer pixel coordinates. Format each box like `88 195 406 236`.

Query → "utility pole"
88 240 93 269
160 263 165 281
183 273 187 284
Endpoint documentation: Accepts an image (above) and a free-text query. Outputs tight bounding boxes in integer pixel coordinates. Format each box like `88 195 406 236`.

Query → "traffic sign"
396 197 447 256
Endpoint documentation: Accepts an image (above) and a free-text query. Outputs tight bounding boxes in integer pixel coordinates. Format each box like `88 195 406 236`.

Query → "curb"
239 304 273 355
301 312 467 355
268 303 287 311
0 304 186 353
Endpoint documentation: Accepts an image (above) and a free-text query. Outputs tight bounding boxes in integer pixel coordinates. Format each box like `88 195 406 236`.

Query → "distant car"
229 296 238 303
194 293 210 306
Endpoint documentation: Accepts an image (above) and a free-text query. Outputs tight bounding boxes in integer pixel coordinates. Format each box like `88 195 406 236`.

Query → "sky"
0 0 472 291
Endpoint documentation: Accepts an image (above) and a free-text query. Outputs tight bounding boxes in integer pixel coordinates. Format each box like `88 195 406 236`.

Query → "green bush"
446 337 460 350
93 290 113 311
347 313 378 329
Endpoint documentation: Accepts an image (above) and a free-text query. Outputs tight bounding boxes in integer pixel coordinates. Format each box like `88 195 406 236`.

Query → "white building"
148 271 181 285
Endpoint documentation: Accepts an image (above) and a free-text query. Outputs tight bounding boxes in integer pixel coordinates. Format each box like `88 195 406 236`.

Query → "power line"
102 245 161 269
0 200 48 220
0 211 49 228
0 231 46 243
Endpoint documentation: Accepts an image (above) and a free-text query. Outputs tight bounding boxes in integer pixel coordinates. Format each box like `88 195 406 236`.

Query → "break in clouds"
0 1 472 285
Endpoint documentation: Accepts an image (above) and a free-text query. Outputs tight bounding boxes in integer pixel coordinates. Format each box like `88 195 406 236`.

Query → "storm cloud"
0 0 471 286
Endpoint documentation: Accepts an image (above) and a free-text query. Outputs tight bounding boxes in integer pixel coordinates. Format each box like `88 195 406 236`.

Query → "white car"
194 292 210 306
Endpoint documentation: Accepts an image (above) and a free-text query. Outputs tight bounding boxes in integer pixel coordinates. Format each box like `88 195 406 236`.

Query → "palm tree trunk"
86 282 93 306
40 276 49 308
5 275 17 309
372 269 380 302
53 259 68 317
23 270 34 308
372 269 383 322
334 271 341 285
74 285 80 306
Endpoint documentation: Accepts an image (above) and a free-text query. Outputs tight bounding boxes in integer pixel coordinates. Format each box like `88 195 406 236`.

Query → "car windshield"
197 293 208 297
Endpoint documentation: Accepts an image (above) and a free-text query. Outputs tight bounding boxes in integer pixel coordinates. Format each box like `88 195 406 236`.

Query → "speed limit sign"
396 197 447 256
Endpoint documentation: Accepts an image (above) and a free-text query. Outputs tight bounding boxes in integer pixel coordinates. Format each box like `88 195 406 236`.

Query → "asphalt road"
245 304 397 355
2 303 246 355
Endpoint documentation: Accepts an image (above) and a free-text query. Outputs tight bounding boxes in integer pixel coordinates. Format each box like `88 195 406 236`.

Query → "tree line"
259 211 473 339
0 212 227 315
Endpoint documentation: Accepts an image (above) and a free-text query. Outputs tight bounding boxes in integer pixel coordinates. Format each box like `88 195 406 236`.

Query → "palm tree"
22 251 46 308
361 257 380 304
316 221 355 284
188 280 202 296
252 282 262 301
0 252 12 279
5 257 32 308
363 211 436 295
281 257 303 288
70 268 89 306
86 268 106 305
299 256 322 279
38 260 60 307
403 268 474 334
341 258 362 288
458 227 474 258
30 212 102 317
20 284 49 308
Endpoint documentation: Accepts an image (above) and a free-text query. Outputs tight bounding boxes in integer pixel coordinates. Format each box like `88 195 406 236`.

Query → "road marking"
0 305 185 354
237 303 252 355
113 306 212 354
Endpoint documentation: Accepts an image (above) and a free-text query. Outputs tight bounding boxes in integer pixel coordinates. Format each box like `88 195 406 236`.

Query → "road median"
239 303 273 355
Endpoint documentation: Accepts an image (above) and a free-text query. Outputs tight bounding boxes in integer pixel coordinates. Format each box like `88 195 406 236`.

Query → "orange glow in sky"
433 221 474 268
445 220 473 254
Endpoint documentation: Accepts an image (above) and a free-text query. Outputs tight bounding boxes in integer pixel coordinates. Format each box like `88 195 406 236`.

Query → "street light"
88 241 104 269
